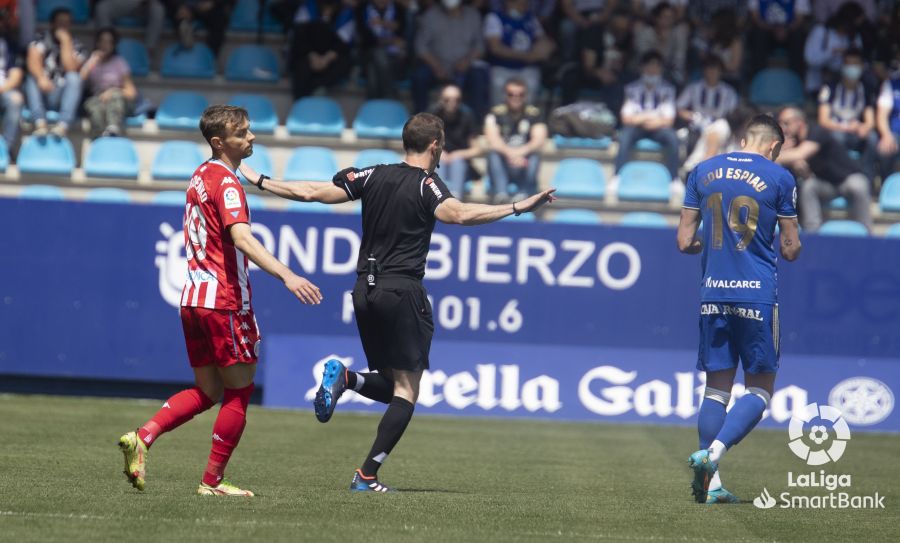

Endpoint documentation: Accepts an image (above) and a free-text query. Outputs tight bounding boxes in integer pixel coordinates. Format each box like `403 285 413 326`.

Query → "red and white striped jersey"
181 159 253 310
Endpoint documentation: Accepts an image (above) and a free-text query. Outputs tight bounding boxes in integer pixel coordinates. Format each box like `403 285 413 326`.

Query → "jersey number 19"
706 192 759 251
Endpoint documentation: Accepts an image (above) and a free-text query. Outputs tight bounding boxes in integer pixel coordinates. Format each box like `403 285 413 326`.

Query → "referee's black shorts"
352 275 434 372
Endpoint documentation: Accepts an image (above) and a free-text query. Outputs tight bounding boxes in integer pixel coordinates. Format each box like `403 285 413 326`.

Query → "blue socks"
710 387 771 462
698 387 730 449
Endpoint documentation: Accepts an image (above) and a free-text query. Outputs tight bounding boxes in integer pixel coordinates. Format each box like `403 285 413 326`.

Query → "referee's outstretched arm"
238 162 350 204
435 189 556 226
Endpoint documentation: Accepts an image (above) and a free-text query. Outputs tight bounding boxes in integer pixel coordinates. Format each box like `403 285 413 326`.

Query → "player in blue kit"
677 114 802 504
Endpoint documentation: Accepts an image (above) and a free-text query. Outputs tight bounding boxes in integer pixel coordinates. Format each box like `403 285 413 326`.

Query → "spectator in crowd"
558 0 617 63
17 0 35 48
876 67 900 177
615 51 680 189
413 0 487 117
0 11 23 151
817 47 877 180
95 0 165 52
630 0 686 21
286 0 355 99
166 1 235 57
813 0 877 25
777 106 873 232
430 84 482 197
746 0 810 78
484 0 558 31
677 55 738 172
356 0 407 99
632 1 688 86
484 0 555 106
25 8 85 138
690 7 743 89
560 5 633 107
688 0 747 28
803 1 865 95
872 2 899 80
80 28 137 138
484 77 547 201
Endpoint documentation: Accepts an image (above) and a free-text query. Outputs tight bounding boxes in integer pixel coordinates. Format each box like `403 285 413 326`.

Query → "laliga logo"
155 222 188 308
788 403 851 466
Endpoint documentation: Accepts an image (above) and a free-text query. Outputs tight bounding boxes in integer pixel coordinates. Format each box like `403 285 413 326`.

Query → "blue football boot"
706 487 740 504
688 449 718 503
350 469 394 493
314 359 347 423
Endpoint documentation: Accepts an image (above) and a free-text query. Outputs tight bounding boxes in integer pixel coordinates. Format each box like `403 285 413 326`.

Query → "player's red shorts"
180 307 261 368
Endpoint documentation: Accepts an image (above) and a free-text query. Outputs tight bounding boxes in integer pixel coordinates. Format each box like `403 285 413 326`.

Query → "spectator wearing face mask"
803 1 865 94
817 47 877 180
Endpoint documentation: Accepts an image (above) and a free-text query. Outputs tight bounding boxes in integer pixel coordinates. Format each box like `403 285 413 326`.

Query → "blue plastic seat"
126 113 147 128
286 97 345 137
353 99 408 139
22 108 60 123
118 39 150 77
885 223 900 238
20 184 65 200
84 137 140 179
152 141 204 180
354 149 402 169
0 138 8 172
85 187 132 203
552 209 602 224
619 211 670 228
152 190 186 206
552 135 611 150
236 144 274 184
230 0 281 32
879 173 900 212
749 68 804 106
504 212 536 222
225 45 280 82
287 201 335 213
828 196 848 210
156 92 209 131
551 158 606 199
246 194 266 210
37 0 90 22
18 136 76 176
285 147 338 181
817 220 869 237
160 44 216 79
227 94 278 134
617 161 670 202
635 138 663 152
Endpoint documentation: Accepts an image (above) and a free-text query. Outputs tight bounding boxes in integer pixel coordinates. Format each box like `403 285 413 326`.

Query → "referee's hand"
284 274 323 305
517 188 557 214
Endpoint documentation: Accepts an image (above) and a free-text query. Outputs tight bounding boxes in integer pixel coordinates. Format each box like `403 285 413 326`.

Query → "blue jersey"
684 151 797 304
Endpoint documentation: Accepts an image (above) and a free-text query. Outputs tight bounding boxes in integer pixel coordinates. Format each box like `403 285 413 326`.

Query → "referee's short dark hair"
402 113 444 154
745 114 784 144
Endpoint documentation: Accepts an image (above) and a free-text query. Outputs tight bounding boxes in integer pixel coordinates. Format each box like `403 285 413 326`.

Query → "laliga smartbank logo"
753 403 885 510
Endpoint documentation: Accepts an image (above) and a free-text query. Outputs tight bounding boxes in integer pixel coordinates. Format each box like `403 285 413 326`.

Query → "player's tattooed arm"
677 208 703 254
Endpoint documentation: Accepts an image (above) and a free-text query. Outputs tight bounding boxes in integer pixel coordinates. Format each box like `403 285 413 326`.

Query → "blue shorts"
696 302 780 375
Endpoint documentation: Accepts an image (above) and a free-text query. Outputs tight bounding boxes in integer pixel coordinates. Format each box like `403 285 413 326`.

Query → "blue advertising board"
0 198 897 430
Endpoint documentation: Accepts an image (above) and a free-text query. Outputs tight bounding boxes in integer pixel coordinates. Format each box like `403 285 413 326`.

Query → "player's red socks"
202 383 254 487
137 386 216 448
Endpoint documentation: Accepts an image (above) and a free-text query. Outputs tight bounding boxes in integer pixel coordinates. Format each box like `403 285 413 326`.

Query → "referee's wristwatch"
254 174 270 191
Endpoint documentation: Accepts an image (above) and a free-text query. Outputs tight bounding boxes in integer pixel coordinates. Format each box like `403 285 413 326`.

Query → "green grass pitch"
0 394 897 542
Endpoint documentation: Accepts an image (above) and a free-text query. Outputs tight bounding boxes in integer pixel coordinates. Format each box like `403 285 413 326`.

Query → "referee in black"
240 113 555 492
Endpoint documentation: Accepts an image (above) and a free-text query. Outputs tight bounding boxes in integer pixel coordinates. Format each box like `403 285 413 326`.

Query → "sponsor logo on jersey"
222 177 236 185
700 303 764 321
426 178 444 199
223 187 242 209
704 277 762 289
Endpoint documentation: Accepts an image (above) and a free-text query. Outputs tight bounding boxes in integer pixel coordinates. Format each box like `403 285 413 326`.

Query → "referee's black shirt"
333 162 453 279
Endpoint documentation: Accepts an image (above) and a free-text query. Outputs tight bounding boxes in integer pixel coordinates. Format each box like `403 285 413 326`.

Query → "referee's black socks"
360 396 415 477
347 372 394 404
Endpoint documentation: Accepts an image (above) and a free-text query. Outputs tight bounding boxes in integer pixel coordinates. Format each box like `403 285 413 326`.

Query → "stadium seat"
126 113 147 128
635 138 662 152
225 45 280 82
353 99 408 139
17 136 76 176
84 137 140 179
160 43 216 79
151 141 204 180
552 209 602 224
749 68 804 106
286 97 345 137
246 194 266 210
885 223 900 238
828 196 848 210
229 0 281 32
19 184 65 200
504 212 536 222
617 161 670 202
354 149 403 169
284 147 338 182
85 187 132 203
37 0 90 22
287 201 335 213
551 158 605 199
156 92 209 131
227 94 278 134
22 108 60 123
817 220 869 237
0 138 8 172
619 211 670 228
879 173 900 212
152 191 187 206
552 135 611 150
236 144 274 183
117 38 150 77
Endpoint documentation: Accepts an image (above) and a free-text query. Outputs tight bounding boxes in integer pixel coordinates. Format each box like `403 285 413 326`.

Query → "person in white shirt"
678 56 738 172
